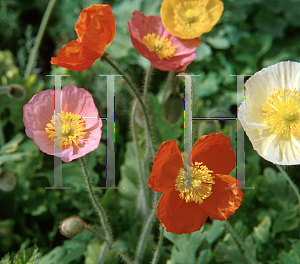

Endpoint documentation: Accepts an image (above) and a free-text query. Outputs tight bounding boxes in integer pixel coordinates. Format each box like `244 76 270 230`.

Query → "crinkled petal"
50 40 98 71
198 174 244 220
51 4 115 71
148 140 183 192
156 187 208 234
188 133 235 175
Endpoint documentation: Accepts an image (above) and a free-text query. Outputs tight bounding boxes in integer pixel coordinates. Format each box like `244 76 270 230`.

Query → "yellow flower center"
141 33 176 60
45 111 86 147
175 162 215 204
173 1 209 38
261 87 300 138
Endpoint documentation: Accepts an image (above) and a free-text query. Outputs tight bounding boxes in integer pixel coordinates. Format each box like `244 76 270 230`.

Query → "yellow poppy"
160 0 224 39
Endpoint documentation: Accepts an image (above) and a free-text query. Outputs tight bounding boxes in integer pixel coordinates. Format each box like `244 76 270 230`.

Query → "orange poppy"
51 4 116 71
148 133 244 234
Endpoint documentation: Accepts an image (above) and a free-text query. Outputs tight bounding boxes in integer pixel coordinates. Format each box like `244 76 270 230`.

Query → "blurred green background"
0 0 300 263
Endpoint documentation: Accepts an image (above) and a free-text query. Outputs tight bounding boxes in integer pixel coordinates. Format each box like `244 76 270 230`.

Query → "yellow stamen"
45 111 86 147
262 87 300 138
173 1 209 38
175 162 215 204
141 33 176 60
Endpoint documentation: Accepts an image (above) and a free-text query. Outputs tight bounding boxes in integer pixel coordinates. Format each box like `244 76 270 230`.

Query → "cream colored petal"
241 121 300 165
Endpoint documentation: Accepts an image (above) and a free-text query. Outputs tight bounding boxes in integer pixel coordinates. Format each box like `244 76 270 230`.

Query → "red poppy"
51 4 116 71
148 133 244 234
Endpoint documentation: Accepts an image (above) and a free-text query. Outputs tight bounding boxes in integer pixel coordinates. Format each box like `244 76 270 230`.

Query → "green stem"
86 225 133 264
134 192 159 264
151 225 164 264
101 53 155 158
224 220 258 264
24 0 57 78
131 99 149 217
276 164 300 238
78 157 113 262
0 118 4 147
143 64 153 101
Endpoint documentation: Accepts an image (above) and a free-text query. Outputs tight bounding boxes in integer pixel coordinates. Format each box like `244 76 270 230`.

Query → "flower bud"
0 168 17 192
60 216 86 238
163 92 184 124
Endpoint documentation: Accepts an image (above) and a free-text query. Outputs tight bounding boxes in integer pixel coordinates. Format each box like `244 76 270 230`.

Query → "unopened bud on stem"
60 216 86 238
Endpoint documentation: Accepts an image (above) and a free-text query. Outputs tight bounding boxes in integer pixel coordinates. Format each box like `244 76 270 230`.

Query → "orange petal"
188 133 235 175
80 5 116 54
148 140 183 192
50 40 98 71
198 174 244 220
156 187 208 234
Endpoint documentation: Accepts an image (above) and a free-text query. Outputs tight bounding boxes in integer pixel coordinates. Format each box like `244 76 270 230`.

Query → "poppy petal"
50 40 98 71
148 140 183 192
188 133 235 175
198 174 244 220
156 187 208 234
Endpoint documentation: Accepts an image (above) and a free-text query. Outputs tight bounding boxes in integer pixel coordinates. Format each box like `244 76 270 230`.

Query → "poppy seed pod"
163 92 184 124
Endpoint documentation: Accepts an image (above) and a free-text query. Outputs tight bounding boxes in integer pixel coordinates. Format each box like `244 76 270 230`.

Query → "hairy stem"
78 157 113 262
86 225 133 264
101 53 155 158
134 192 159 264
151 225 164 264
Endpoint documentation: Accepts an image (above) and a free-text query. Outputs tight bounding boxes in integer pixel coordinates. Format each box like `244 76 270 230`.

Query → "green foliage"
0 245 40 264
1 0 300 263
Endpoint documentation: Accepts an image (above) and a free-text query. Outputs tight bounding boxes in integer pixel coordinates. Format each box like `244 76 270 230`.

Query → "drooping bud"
163 92 184 124
0 84 26 101
0 168 17 192
60 216 86 238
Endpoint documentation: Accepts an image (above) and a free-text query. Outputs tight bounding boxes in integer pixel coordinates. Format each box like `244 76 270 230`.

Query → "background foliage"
0 0 300 263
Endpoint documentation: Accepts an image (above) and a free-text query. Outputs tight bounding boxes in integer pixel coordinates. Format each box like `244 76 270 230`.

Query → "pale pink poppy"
23 85 102 162
128 11 201 72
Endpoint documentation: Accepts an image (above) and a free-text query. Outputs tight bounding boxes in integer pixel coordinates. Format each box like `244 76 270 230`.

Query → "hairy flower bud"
163 92 184 124
60 216 86 238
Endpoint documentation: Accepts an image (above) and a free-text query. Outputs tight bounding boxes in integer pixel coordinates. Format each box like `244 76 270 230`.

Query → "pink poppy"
23 85 102 162
128 11 201 72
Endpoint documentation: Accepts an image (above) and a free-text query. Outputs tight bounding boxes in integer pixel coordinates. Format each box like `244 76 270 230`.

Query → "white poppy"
238 61 300 165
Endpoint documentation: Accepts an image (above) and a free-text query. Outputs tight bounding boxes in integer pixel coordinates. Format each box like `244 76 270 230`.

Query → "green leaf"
194 42 212 62
84 240 102 264
0 254 11 264
215 233 247 264
272 205 300 236
278 239 300 264
194 72 222 99
164 228 206 264
0 133 24 154
204 220 225 245
118 142 139 198
148 93 183 145
12 245 40 264
253 215 271 243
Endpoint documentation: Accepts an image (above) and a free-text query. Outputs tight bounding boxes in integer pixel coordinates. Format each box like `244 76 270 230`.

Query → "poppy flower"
51 4 116 71
148 133 243 234
238 61 300 165
160 0 224 39
23 85 102 162
128 11 200 72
